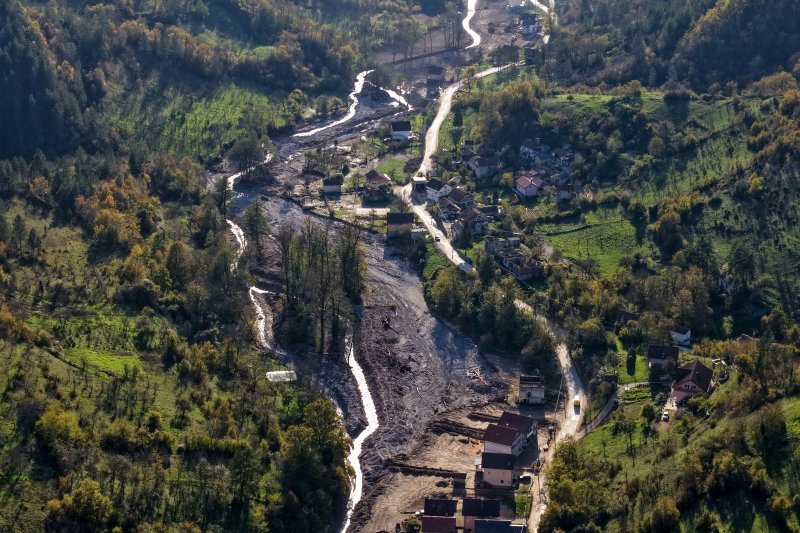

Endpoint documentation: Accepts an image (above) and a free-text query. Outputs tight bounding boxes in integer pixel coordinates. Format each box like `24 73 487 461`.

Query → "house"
426 178 452 202
498 411 537 444
494 249 544 281
647 345 679 370
555 184 573 202
413 175 428 193
321 176 343 195
424 498 458 517
515 173 546 198
518 373 545 405
461 147 478 163
438 196 461 220
477 452 515 487
447 188 475 209
615 310 640 328
427 65 446 82
552 147 575 166
485 234 523 254
386 212 415 238
365 169 392 201
671 361 714 404
670 325 692 345
463 499 501 533
422 515 457 533
390 120 412 141
479 205 501 221
474 519 528 533
519 139 542 161
468 156 499 180
453 207 489 237
483 424 524 456
426 79 441 99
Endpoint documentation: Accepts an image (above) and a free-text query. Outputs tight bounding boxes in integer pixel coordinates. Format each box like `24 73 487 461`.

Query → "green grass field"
63 347 143 374
543 208 654 277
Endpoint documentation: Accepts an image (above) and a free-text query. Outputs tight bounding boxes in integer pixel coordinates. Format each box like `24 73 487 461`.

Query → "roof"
672 325 691 335
365 169 391 185
462 498 501 518
438 196 460 210
427 178 447 191
674 361 713 392
475 156 499 168
516 176 544 189
459 207 488 224
386 212 415 225
483 424 518 447
448 188 471 202
391 120 412 132
421 516 456 533
424 498 458 517
521 139 540 150
427 65 446 75
498 411 537 434
481 452 514 470
647 345 679 361
322 176 343 186
475 520 527 533
519 374 542 385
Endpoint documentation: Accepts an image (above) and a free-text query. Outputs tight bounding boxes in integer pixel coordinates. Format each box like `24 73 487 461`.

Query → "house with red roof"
483 423 524 456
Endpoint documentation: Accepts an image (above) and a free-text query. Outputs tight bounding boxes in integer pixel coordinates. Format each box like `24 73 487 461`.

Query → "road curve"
462 0 481 49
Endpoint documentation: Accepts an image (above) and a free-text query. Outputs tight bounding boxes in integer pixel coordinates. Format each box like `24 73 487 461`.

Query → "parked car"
662 411 670 422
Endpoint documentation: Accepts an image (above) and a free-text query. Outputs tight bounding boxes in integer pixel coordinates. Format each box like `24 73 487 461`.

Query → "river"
462 0 481 49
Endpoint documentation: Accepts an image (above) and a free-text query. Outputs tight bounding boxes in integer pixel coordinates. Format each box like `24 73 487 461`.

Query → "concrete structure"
463 499 501 533
478 452 514 487
518 373 545 405
390 120 412 141
386 212 415 238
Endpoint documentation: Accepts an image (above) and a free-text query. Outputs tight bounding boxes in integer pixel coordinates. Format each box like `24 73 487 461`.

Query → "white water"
462 0 481 49
381 86 412 110
293 70 374 138
340 343 380 533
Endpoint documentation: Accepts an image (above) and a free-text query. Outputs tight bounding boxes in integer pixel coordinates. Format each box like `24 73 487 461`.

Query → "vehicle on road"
573 395 580 408
435 235 440 241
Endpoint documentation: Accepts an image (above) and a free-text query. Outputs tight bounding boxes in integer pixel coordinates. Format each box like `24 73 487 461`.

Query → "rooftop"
391 120 412 132
386 212 414 225
498 411 537 434
462 498 501 518
674 360 713 392
481 452 515 470
421 515 456 533
424 498 458 517
647 345 679 361
483 424 519 446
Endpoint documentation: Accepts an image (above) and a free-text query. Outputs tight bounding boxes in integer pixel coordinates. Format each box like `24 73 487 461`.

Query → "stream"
462 0 481 49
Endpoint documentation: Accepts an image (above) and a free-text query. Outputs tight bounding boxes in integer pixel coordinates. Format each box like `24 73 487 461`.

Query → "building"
427 65 446 82
468 156 499 180
498 411 537 444
494 249 544 281
670 325 692 345
520 13 539 35
518 373 545 405
365 169 392 201
485 234 523 254
477 452 515 487
555 184 573 202
426 178 453 202
548 171 570 186
438 196 461 220
515 174 546 198
321 175 343 195
413 175 428 193
552 146 575 166
421 515 457 533
647 345 679 371
483 424 524 456
475 519 528 533
424 498 458 517
391 120 412 141
426 78 441 99
671 361 714 404
463 499 501 533
453 207 489 237
519 139 542 161
386 212 415 238
447 188 475 209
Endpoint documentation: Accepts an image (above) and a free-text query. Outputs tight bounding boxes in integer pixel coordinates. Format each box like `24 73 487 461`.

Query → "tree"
46 478 113 532
11 214 25 250
728 240 756 290
640 401 656 422
642 496 680 533
166 242 191 289
243 202 269 246
228 134 264 174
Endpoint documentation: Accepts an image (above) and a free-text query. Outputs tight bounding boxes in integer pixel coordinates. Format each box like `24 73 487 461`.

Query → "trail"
462 0 481 49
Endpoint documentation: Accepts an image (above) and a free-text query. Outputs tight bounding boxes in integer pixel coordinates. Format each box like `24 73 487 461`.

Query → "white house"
515 174 546 198
670 326 692 345
483 423 524 456
498 411 537 445
426 178 452 202
321 176 343 195
477 453 515 487
390 120 412 141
